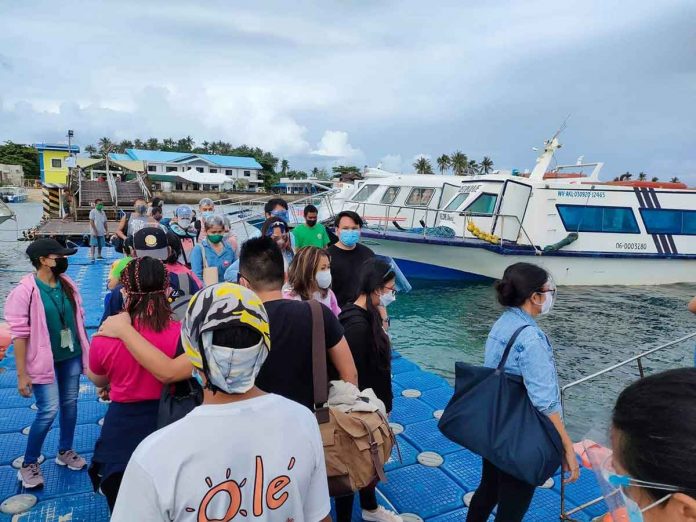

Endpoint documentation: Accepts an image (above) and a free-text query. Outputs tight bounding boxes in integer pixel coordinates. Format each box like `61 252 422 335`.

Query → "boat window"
640 208 696 235
352 184 379 202
405 188 435 207
464 193 498 215
380 186 400 205
444 193 469 211
557 205 640 234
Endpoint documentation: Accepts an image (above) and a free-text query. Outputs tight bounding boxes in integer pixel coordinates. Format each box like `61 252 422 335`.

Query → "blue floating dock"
0 248 603 521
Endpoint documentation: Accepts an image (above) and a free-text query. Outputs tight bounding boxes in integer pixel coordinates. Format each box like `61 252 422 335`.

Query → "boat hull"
361 232 696 286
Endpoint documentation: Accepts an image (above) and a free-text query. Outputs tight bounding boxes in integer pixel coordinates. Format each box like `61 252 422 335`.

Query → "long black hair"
612 368 696 501
495 262 549 307
121 257 172 332
355 258 395 371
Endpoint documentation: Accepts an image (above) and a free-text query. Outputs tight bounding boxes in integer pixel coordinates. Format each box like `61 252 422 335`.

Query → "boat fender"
392 220 407 231
543 232 578 252
466 218 501 245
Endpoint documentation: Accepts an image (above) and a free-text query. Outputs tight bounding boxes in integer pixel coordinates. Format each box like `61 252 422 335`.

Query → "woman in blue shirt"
189 215 236 285
467 262 578 522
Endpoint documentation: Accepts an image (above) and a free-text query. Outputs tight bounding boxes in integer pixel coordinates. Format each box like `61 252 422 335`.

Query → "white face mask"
178 218 191 228
379 290 396 308
316 269 332 289
200 331 269 394
538 289 555 315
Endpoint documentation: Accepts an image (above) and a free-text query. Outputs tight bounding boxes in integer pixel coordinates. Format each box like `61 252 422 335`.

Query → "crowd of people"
2 195 696 522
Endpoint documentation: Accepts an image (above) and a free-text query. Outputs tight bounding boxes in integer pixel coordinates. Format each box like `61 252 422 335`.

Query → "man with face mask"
111 283 332 522
168 205 198 266
292 204 330 249
328 211 375 308
89 198 109 260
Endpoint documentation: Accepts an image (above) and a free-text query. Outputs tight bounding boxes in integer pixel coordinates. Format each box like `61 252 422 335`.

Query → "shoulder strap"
309 300 330 424
199 243 209 268
496 325 531 372
176 273 190 295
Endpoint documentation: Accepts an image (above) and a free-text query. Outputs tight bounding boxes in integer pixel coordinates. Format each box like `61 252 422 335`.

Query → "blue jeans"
25 355 82 464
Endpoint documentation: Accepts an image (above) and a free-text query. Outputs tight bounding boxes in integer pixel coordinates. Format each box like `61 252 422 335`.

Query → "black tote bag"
437 325 563 486
157 378 203 429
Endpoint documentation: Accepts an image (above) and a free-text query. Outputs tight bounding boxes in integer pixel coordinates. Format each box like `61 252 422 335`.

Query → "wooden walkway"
34 219 92 238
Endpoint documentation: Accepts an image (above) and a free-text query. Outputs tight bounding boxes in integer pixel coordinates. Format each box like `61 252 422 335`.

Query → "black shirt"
327 243 375 308
338 304 393 413
255 299 344 410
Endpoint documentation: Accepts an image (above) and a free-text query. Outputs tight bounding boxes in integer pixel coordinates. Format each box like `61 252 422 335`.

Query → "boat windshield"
465 193 498 215
352 184 379 202
444 193 469 211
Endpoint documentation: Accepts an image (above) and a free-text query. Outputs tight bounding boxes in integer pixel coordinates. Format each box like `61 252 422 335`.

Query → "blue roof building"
108 148 263 190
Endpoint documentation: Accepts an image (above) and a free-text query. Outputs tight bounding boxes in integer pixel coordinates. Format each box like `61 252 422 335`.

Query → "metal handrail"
558 330 696 521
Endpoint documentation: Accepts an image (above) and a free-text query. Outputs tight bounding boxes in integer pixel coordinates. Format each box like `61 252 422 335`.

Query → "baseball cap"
132 227 169 261
26 238 77 261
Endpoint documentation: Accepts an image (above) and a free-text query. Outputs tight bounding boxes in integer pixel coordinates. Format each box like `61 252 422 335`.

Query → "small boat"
0 199 15 225
0 186 28 203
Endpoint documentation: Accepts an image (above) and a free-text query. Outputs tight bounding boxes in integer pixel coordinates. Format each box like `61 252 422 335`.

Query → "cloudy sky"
1 0 694 179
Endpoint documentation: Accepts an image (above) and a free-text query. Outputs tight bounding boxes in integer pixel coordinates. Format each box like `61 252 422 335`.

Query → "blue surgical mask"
339 229 360 247
271 209 289 222
201 210 215 220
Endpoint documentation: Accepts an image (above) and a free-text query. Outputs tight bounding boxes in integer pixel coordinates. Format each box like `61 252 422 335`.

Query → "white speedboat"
0 186 28 203
333 136 696 285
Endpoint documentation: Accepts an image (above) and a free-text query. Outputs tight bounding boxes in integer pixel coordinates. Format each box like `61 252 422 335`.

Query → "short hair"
264 198 288 215
94 198 103 204
199 198 214 208
304 204 318 216
151 197 164 208
334 210 363 228
239 237 285 291
204 215 226 230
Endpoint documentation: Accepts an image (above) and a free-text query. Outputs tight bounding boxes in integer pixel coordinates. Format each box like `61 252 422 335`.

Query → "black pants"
466 459 536 522
335 485 379 522
100 472 124 512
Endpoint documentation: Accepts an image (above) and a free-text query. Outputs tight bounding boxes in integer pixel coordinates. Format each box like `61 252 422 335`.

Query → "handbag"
199 244 219 287
157 378 203 428
309 300 394 497
437 325 563 486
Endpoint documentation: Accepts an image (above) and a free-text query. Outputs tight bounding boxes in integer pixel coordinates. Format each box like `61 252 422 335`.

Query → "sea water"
1 203 695 438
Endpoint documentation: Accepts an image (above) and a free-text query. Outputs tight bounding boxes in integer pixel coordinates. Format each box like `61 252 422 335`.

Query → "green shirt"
292 223 330 249
35 276 81 362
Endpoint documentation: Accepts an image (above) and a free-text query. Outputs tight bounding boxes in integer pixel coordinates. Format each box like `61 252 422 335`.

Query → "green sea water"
2 203 695 439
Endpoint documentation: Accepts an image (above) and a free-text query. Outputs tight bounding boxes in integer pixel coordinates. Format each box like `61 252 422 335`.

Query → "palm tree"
200 141 210 153
146 138 159 150
481 156 494 174
670 177 680 183
638 172 647 181
280 159 289 175
451 151 468 176
133 138 144 149
467 160 480 176
98 137 113 156
436 154 451 175
84 145 98 158
311 167 319 178
413 157 434 174
162 138 176 151
651 176 659 182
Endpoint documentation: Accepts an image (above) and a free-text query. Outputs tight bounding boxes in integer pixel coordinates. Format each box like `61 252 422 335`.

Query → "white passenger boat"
333 136 696 285
0 186 28 203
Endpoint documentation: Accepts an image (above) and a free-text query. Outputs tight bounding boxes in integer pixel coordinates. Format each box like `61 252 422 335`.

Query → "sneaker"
362 507 403 522
96 255 104 260
17 462 44 488
55 449 86 470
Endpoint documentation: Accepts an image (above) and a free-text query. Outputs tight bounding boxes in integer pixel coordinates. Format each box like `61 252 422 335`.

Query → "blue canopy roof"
110 149 262 169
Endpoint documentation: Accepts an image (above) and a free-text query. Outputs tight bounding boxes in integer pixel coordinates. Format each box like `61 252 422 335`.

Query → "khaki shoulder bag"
198 244 219 287
309 300 395 498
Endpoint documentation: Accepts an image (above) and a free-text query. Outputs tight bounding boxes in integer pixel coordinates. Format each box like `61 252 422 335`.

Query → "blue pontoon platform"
0 249 605 521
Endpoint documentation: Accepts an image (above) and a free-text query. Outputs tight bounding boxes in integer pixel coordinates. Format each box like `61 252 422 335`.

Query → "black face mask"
306 219 317 227
50 257 69 276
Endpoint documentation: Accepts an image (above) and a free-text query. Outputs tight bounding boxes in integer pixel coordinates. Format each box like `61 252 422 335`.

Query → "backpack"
308 300 395 497
170 273 195 321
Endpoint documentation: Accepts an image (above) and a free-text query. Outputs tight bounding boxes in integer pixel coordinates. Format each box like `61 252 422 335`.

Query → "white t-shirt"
111 394 330 522
88 208 108 236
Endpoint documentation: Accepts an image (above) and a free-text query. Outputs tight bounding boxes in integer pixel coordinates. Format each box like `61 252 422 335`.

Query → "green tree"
146 138 159 150
84 145 99 158
98 137 114 156
436 154 451 174
332 165 363 182
451 151 468 176
280 159 289 175
467 160 480 175
0 141 40 180
288 170 308 180
315 168 330 181
413 156 434 174
177 136 195 152
133 138 145 149
670 177 680 183
651 176 659 182
481 156 494 174
117 140 133 152
638 172 647 181
162 138 176 151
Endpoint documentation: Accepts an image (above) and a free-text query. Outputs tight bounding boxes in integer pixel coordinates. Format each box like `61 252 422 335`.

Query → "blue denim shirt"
190 240 236 284
484 307 561 416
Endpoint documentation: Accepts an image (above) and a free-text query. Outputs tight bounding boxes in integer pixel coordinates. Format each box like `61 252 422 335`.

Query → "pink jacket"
4 273 90 384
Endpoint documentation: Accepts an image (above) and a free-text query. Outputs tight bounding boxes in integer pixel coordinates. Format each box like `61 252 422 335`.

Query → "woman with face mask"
168 205 198 266
333 258 402 522
87 257 180 512
4 239 91 489
466 262 578 522
283 246 341 316
193 198 216 240
261 217 294 271
189 215 237 285
587 368 696 522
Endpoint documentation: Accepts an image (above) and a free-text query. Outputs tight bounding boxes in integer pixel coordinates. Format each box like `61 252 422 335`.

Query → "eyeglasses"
383 284 397 295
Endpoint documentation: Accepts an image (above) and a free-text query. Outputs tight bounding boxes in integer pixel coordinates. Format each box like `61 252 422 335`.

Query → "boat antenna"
550 114 571 142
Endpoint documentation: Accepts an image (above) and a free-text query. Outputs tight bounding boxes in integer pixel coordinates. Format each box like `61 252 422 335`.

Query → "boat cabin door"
492 180 532 242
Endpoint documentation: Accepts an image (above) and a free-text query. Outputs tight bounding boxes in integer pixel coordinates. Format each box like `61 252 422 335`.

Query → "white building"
110 149 264 192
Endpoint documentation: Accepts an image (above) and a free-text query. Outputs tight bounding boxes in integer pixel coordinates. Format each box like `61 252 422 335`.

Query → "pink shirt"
166 262 203 288
89 320 181 403
282 288 342 317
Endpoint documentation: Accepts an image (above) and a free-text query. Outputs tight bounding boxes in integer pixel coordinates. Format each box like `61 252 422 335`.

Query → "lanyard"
46 286 69 329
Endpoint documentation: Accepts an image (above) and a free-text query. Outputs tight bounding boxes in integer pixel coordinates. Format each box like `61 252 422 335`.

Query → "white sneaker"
362 506 403 522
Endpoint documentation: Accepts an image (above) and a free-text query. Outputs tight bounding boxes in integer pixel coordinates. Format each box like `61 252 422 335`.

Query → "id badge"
60 329 74 351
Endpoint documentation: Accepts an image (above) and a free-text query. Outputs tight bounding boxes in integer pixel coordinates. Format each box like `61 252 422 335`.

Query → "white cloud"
311 130 362 159
378 154 403 172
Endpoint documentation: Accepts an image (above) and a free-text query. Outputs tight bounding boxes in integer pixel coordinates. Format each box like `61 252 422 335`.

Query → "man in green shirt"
292 204 330 249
